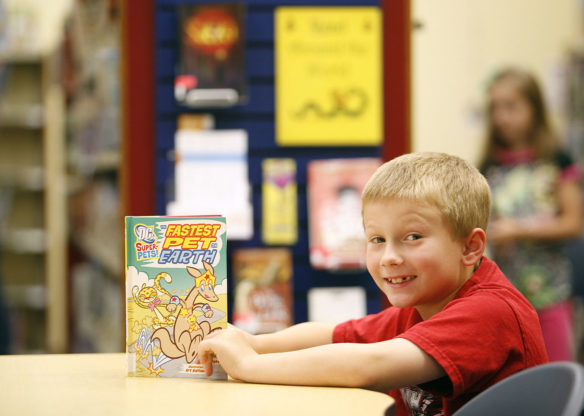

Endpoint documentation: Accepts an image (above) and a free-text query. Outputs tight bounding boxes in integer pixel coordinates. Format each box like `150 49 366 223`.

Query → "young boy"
198 152 548 415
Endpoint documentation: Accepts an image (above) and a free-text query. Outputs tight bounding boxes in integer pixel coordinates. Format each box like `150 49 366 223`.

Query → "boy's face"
363 198 471 320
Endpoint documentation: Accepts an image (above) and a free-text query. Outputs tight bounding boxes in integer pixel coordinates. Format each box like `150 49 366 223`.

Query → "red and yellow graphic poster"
176 3 246 107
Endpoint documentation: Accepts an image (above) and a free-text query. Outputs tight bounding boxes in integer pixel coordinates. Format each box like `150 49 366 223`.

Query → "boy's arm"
248 322 335 353
198 328 445 391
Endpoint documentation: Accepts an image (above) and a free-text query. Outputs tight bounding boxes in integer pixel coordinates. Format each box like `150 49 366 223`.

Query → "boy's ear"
462 228 486 266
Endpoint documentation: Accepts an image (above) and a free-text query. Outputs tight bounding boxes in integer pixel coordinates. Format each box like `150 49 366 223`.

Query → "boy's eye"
405 234 422 241
369 236 385 243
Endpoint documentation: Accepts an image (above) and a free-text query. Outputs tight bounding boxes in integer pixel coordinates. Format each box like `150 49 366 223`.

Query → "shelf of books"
0 22 68 352
65 0 123 352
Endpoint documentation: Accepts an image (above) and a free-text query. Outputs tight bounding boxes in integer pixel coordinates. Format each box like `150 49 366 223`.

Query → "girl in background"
480 67 583 361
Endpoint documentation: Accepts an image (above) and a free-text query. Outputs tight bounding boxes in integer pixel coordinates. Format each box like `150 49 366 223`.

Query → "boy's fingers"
205 329 224 340
204 358 213 377
198 342 215 376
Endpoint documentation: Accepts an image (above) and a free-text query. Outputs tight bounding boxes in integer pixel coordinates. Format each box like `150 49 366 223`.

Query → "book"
125 215 228 379
175 3 247 108
232 248 293 334
261 158 297 245
307 158 381 270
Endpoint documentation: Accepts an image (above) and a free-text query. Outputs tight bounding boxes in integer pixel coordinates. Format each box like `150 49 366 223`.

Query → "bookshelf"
65 0 123 352
0 50 68 353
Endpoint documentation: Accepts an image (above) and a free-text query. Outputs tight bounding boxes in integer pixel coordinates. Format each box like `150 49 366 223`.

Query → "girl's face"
489 79 534 148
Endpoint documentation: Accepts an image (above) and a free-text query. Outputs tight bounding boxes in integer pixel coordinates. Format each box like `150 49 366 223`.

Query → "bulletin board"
152 0 387 324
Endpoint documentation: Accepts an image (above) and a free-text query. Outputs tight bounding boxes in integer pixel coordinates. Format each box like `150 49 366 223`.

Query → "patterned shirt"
482 148 580 309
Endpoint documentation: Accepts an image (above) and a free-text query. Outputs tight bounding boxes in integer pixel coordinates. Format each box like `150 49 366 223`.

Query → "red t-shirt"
333 257 548 416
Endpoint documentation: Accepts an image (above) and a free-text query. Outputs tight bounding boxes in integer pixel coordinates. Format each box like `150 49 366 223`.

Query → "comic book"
125 216 228 379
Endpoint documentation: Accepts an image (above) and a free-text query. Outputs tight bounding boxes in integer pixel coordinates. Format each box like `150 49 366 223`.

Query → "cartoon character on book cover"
125 216 228 379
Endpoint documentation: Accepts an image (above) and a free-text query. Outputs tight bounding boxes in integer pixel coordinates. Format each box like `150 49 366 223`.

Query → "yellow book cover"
262 158 297 245
125 215 227 378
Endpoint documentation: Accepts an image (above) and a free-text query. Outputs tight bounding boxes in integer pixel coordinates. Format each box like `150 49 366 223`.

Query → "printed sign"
275 7 383 145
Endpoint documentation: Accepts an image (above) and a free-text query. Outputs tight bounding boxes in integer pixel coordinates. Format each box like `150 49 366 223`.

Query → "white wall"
412 0 583 165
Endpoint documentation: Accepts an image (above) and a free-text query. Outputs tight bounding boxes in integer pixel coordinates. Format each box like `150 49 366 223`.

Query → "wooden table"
3 353 394 415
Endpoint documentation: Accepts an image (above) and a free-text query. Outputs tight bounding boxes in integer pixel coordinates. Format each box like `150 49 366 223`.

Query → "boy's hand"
197 326 257 380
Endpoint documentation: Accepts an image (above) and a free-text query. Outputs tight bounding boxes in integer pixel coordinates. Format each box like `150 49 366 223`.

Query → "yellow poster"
275 7 383 146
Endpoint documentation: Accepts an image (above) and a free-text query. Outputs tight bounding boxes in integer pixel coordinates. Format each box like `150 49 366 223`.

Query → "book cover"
175 3 247 108
125 216 227 378
232 248 293 334
307 158 381 270
262 158 297 245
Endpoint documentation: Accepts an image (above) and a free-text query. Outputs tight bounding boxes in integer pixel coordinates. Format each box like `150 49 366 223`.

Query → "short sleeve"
555 150 581 182
397 293 525 399
333 306 417 344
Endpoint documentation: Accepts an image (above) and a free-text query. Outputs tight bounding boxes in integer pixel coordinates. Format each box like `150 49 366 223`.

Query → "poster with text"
167 129 253 240
275 7 382 146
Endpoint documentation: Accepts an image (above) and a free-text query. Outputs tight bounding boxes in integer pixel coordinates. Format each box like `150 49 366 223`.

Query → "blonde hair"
362 152 491 239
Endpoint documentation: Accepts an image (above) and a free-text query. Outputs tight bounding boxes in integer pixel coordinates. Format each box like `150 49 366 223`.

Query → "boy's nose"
380 244 403 267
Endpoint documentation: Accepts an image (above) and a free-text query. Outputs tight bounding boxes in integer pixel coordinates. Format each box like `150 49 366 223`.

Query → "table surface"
3 353 394 416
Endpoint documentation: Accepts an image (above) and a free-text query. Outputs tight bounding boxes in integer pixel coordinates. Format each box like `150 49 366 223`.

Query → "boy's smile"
363 198 474 320
386 275 417 285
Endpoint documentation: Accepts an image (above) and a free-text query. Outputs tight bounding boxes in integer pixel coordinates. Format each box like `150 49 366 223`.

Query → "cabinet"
0 51 67 353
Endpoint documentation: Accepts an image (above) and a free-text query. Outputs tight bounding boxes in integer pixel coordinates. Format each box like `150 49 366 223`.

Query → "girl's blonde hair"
362 152 491 239
480 67 559 169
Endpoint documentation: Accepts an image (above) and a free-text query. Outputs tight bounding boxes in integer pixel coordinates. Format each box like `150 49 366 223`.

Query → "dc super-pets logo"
134 224 159 261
